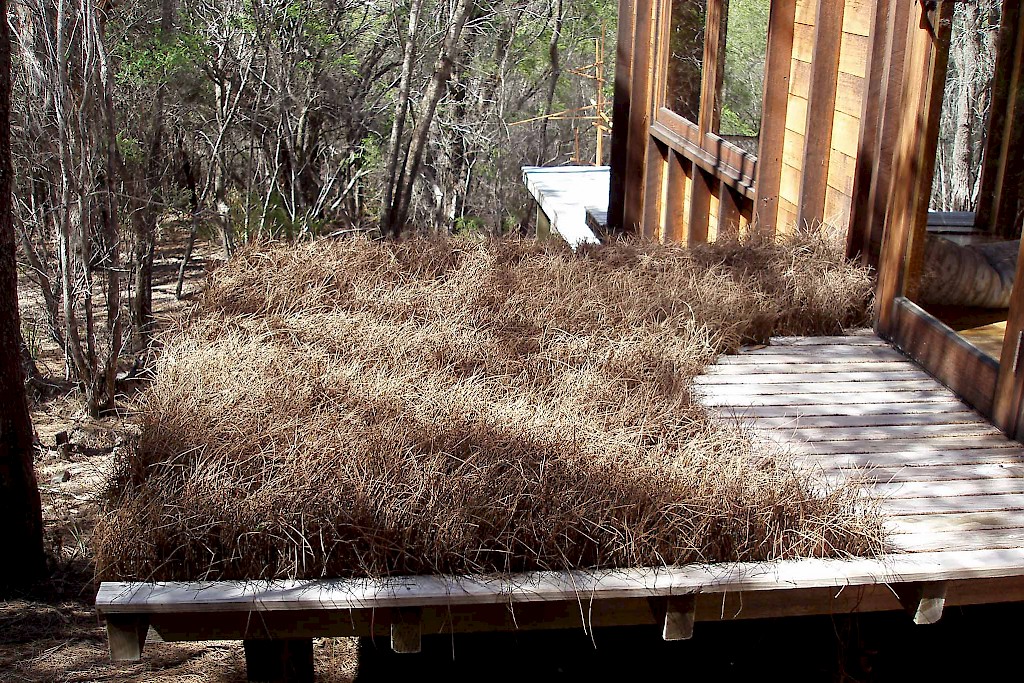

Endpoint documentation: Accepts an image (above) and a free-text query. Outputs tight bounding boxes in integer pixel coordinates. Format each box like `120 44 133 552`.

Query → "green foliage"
453 215 486 235
720 106 757 138
116 133 145 164
719 0 770 137
113 26 194 90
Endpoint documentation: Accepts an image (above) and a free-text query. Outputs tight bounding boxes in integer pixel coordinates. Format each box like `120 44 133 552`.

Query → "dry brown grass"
95 233 883 581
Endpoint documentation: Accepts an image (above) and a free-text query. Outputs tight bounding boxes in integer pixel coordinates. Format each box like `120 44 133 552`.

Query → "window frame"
651 0 761 191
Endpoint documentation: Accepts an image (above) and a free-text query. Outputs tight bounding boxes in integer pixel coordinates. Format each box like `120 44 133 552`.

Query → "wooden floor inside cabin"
924 304 1008 361
694 334 1024 555
959 321 1007 360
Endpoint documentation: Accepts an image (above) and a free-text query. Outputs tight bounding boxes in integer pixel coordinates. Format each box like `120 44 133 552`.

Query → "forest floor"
3 231 1024 682
1 231 358 682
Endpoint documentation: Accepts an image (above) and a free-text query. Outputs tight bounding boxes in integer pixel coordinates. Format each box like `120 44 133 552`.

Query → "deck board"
699 332 1024 557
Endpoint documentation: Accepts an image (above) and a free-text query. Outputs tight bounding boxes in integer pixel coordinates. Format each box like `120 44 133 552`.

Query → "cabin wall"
610 0 880 243
777 0 872 234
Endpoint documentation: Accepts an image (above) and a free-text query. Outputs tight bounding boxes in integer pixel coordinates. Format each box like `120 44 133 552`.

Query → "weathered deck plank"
705 360 918 374
747 412 987 429
694 369 931 384
699 333 1024 558
694 379 940 395
716 402 974 418
94 547 1024 616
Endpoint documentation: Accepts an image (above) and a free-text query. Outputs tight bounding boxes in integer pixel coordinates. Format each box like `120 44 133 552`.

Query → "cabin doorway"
876 0 1024 437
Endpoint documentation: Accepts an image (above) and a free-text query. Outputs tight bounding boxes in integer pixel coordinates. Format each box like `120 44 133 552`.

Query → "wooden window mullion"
752 0 796 235
699 0 727 137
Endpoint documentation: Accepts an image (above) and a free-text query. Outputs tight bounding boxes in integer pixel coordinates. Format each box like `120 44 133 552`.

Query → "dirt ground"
4 232 1024 682
2 233 361 683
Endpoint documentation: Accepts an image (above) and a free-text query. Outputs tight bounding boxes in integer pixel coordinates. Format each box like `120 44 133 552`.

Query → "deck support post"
390 607 423 654
662 595 696 641
243 638 314 683
893 581 947 625
106 615 149 661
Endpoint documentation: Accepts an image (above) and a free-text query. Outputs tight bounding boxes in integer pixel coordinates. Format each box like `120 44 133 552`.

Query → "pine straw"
96 234 885 581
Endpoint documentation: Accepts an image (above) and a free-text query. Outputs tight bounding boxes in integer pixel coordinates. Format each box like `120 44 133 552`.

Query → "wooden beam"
662 595 696 641
642 138 669 239
106 615 149 662
753 0 797 235
607 0 637 232
992 244 1024 435
244 639 314 683
990 9 1024 434
796 0 845 231
97 548 1024 617
106 574 1024 646
623 0 658 233
861 0 911 268
93 569 1024 651
892 582 947 625
663 151 688 242
846 0 890 258
875 1 953 335
718 180 743 238
390 607 423 654
885 298 998 418
688 167 714 246
650 120 756 198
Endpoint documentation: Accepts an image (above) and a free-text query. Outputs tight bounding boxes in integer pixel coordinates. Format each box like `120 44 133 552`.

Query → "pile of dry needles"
96 234 884 581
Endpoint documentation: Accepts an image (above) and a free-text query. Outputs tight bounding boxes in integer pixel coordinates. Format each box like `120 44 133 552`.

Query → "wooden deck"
98 333 1024 662
693 333 1024 556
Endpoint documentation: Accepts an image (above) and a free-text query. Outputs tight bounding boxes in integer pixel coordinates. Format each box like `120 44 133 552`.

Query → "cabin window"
718 0 771 153
666 0 708 122
662 0 770 161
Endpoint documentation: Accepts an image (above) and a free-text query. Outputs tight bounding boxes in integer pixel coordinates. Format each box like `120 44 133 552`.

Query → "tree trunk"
17 225 65 350
537 0 564 166
176 138 199 300
133 0 175 341
19 329 44 393
392 0 474 235
0 0 46 589
94 1 123 413
950 5 981 211
382 0 425 237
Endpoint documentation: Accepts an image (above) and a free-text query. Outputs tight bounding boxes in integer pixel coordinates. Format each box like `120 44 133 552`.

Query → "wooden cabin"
100 2 1024 677
607 0 1024 439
